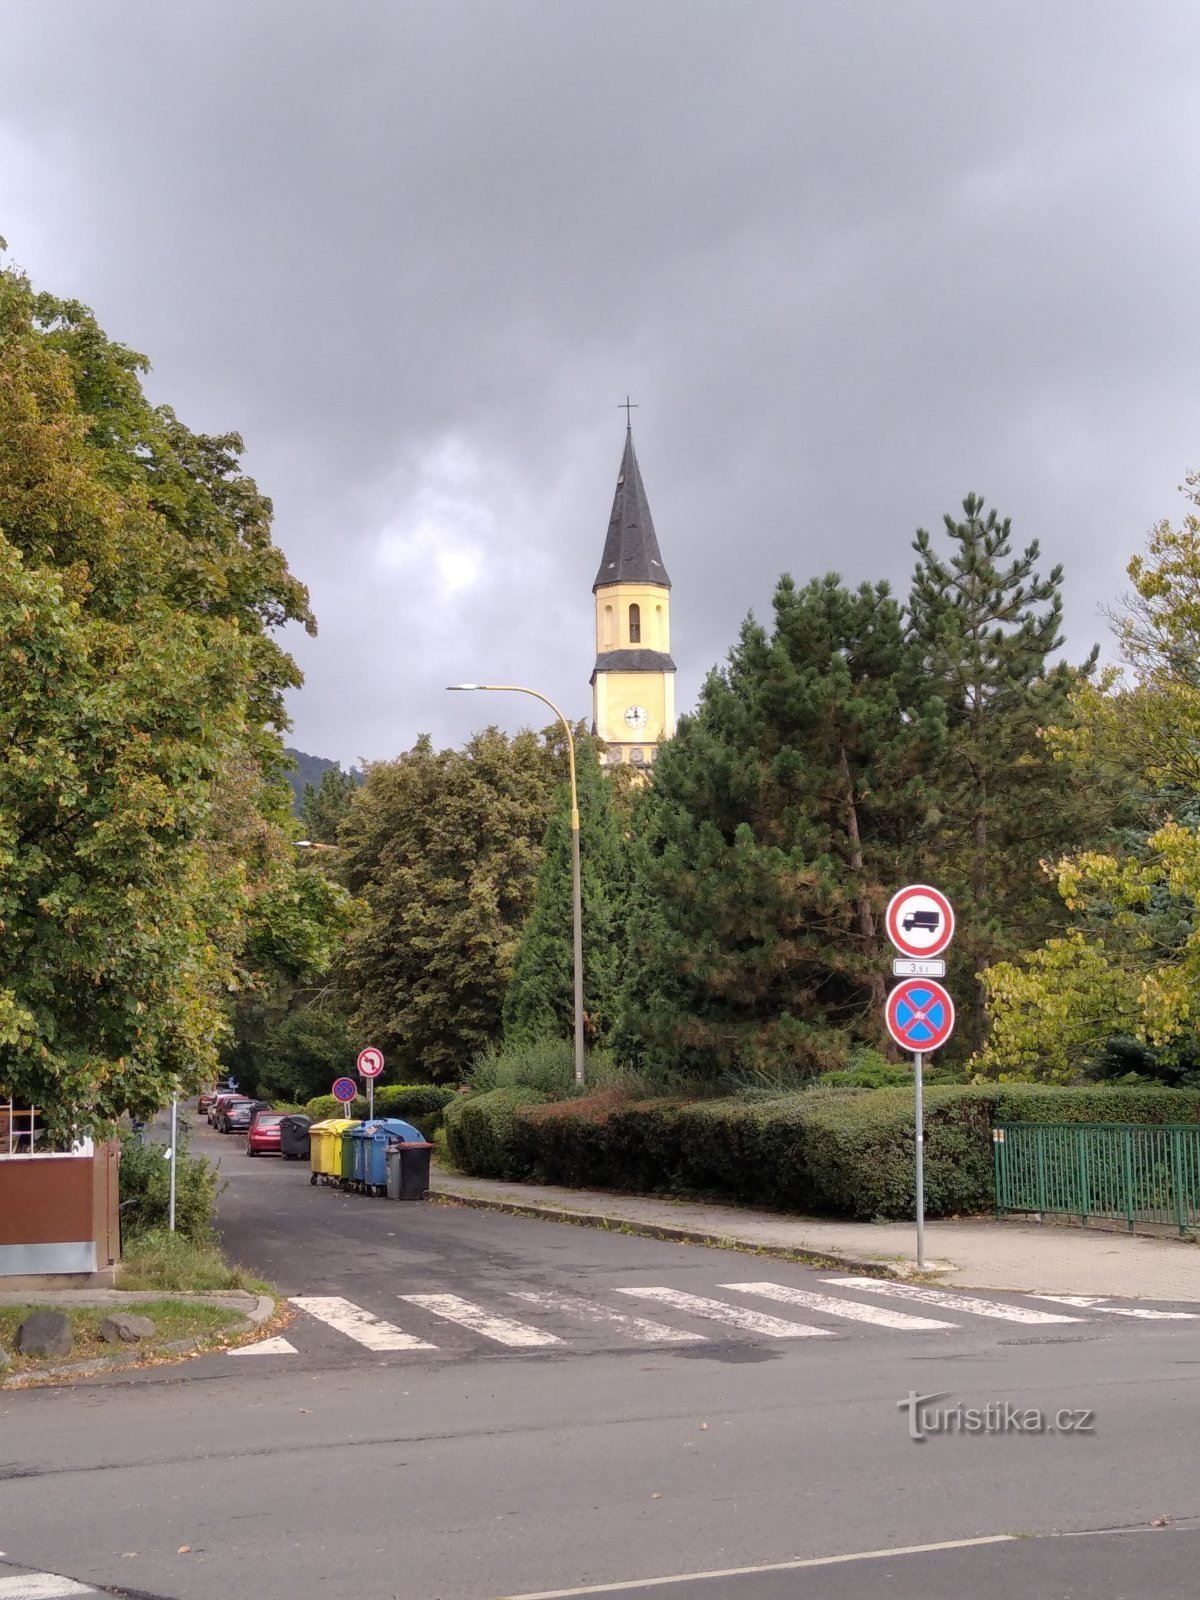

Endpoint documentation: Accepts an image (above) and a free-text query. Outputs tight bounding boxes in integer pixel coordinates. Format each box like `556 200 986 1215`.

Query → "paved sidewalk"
432 1171 1200 1301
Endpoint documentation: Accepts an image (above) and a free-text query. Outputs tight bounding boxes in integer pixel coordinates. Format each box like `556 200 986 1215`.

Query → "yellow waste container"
308 1119 359 1185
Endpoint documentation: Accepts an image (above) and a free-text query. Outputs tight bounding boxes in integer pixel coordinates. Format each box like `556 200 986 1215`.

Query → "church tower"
591 425 676 768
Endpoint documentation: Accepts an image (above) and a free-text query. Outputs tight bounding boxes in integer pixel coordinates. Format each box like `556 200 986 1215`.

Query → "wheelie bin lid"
310 1118 359 1134
355 1117 425 1144
280 1114 313 1128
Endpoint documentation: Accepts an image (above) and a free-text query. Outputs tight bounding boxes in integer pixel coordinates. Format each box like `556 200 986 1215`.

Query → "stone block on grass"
98 1313 158 1345
15 1310 74 1359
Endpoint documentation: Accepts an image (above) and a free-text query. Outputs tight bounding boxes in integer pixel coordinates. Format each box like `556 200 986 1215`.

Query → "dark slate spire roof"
592 429 671 592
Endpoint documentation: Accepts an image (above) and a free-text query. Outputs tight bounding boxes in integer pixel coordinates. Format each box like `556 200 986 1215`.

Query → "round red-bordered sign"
356 1046 385 1079
331 1076 358 1103
884 884 955 959
885 979 956 1054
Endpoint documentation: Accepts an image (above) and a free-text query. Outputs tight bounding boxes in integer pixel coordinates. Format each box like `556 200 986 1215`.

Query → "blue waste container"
349 1119 426 1194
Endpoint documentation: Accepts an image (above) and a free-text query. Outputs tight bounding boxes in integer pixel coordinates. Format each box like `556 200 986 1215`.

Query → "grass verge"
0 1299 246 1378
117 1227 272 1294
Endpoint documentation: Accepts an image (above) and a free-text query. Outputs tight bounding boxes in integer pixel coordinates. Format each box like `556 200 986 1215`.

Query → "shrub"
444 1086 550 1177
304 1094 369 1122
301 1084 458 1136
119 1125 221 1244
373 1084 458 1136
446 1081 1200 1219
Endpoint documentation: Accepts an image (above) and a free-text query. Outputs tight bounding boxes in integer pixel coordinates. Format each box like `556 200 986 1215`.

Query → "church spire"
592 427 671 592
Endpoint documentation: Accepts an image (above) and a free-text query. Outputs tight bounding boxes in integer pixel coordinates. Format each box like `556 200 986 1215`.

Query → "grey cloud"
2 0 1199 764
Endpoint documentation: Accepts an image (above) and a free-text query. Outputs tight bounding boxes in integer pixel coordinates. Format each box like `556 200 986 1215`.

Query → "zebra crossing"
228 1276 1198 1362
0 1570 98 1598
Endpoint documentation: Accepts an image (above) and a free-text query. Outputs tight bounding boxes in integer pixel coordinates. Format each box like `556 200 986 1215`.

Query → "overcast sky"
3 1 1199 766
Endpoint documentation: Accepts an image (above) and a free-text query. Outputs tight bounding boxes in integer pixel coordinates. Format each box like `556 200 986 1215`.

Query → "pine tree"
503 738 631 1046
909 494 1100 1037
300 764 361 843
616 573 945 1083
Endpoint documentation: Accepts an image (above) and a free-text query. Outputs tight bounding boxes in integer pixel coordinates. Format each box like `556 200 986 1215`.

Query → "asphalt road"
0 1113 1197 1600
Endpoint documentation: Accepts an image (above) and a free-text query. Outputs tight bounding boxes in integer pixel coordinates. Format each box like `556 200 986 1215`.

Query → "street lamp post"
448 683 586 1087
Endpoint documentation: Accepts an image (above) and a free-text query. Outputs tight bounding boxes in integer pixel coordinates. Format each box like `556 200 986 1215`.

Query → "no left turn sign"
357 1046 385 1079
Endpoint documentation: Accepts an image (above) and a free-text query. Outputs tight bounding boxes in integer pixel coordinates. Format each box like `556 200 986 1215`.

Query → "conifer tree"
909 494 1100 1034
503 738 631 1046
616 574 945 1082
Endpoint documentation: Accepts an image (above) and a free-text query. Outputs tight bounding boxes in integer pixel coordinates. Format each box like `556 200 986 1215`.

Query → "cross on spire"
619 395 638 429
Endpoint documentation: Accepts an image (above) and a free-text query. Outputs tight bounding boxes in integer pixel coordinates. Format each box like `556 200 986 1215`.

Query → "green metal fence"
993 1122 1200 1235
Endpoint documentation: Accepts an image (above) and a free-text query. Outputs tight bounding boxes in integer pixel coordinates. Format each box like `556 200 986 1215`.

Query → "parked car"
197 1087 221 1114
221 1099 263 1135
214 1094 255 1132
246 1110 286 1156
209 1091 246 1127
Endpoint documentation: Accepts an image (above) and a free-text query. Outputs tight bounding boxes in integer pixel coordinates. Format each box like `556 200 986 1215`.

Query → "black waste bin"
385 1140 433 1200
279 1114 314 1160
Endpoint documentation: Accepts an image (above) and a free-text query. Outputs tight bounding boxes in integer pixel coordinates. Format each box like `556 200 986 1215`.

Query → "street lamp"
448 683 585 1087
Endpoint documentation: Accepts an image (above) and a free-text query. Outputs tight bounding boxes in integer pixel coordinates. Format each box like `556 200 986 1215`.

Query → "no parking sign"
885 979 956 1054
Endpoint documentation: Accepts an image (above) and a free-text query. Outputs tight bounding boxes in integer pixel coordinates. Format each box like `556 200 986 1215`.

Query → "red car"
246 1109 286 1156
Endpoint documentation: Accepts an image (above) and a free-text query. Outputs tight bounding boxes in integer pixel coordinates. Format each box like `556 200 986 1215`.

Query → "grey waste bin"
385 1140 434 1200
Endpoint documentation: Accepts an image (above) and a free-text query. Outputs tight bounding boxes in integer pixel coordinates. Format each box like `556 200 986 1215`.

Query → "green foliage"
304 1094 368 1122
981 474 1200 1083
301 1083 457 1135
447 1082 1200 1217
910 493 1104 1042
443 1085 551 1177
503 738 631 1046
118 1125 221 1244
616 573 944 1082
299 763 361 843
116 1231 268 1293
248 1005 359 1104
338 728 565 1081
0 255 319 1133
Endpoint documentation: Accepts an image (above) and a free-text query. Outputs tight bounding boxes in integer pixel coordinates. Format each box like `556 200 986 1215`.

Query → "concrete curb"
430 1188 947 1279
0 1291 278 1389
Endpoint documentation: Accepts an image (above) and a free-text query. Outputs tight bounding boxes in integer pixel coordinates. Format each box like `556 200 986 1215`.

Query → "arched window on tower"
603 604 615 647
655 604 665 648
628 603 641 644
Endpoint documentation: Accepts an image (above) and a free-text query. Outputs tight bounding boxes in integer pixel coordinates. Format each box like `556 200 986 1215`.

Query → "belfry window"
628 603 641 644
603 604 615 647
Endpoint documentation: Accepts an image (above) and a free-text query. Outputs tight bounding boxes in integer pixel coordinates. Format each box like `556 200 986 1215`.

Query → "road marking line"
289 1296 436 1351
615 1287 831 1338
399 1293 562 1347
721 1280 956 1330
499 1534 1016 1598
509 1289 707 1344
0 1577 97 1598
228 1335 299 1355
824 1278 1083 1324
1030 1294 1199 1319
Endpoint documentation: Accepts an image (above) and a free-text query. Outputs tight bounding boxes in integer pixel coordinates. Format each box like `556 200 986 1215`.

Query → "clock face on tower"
624 705 649 731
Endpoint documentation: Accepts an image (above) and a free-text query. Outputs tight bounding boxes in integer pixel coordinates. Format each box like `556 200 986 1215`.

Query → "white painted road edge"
499 1534 1016 1598
0 1574 96 1598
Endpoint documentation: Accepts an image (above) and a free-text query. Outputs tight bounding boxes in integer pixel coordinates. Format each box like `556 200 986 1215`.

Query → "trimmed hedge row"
303 1084 458 1135
443 1082 1200 1219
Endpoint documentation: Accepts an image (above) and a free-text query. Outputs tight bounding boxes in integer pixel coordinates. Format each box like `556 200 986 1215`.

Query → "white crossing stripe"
617 1287 831 1338
1031 1295 1199 1320
289 1295 436 1351
722 1281 956 1330
228 1335 299 1355
509 1288 707 1344
0 1576 96 1598
825 1278 1084 1324
400 1293 562 1347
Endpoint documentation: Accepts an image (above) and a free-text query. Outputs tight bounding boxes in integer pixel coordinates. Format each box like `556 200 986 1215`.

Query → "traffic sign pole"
914 1052 925 1271
368 1077 374 1123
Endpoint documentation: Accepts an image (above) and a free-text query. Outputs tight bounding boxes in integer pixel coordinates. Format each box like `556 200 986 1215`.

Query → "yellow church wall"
594 583 671 653
593 670 672 748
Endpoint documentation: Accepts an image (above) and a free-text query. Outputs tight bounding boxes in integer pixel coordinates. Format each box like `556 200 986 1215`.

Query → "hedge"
302 1084 458 1136
444 1082 1200 1220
